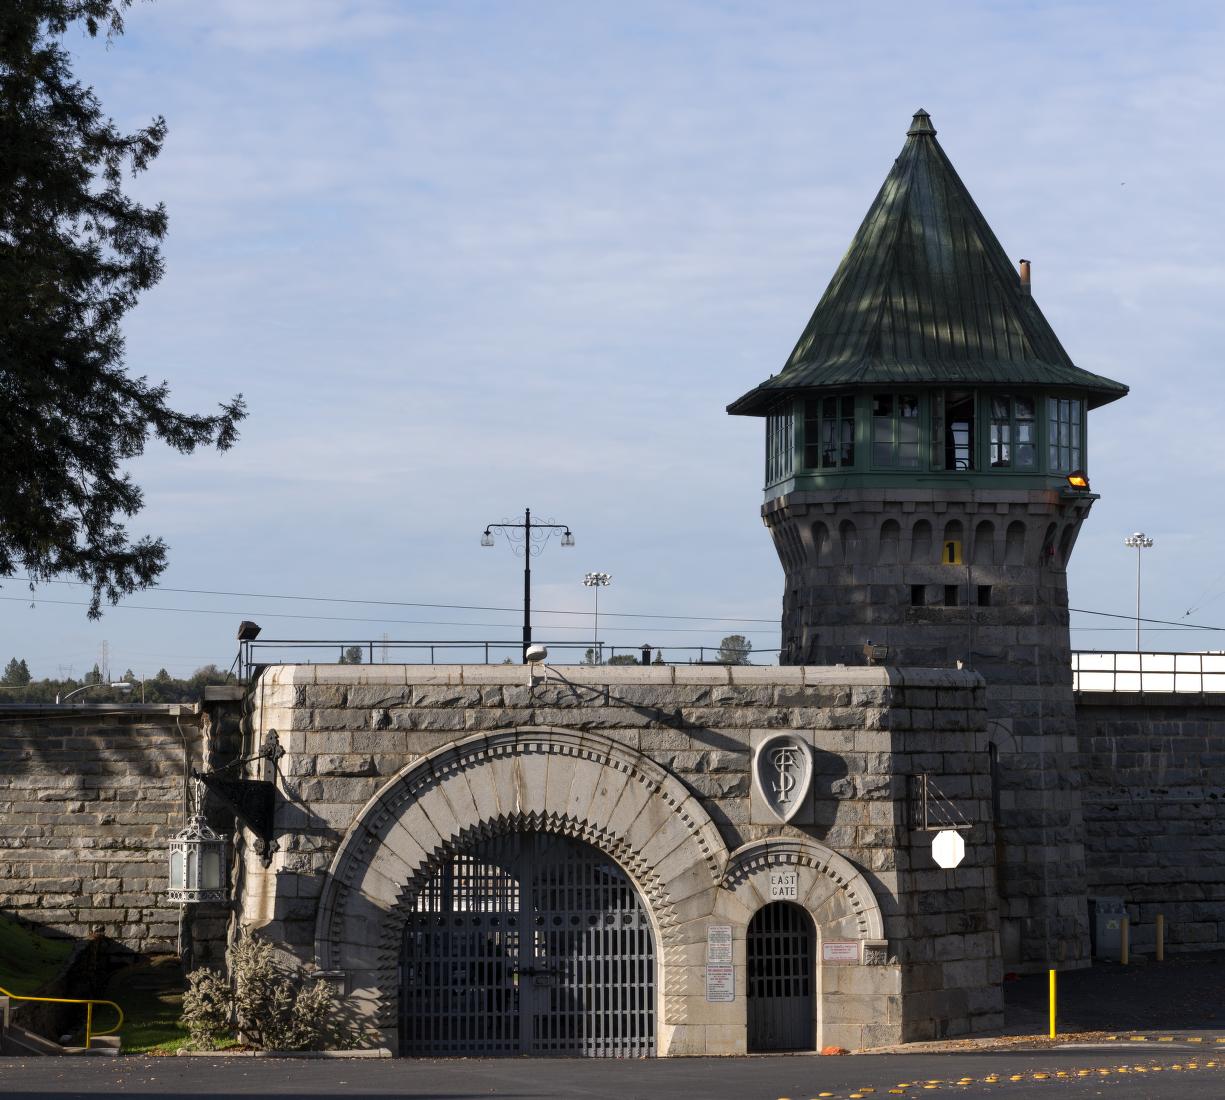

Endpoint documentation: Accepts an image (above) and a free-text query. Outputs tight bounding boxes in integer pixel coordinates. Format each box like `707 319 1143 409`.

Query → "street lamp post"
482 508 574 662
1123 532 1154 652
583 572 612 663
55 681 134 705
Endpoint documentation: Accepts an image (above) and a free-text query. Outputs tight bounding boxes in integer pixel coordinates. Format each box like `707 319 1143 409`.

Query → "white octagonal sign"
931 829 966 869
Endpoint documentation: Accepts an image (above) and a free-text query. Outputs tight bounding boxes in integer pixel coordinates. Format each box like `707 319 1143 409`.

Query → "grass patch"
102 955 193 1054
0 910 74 996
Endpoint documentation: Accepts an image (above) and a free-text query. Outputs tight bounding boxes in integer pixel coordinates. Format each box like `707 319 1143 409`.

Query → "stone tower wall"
766 484 1096 969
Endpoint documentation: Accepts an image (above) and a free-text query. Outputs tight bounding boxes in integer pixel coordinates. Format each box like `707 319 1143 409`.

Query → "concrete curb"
174 1048 392 1059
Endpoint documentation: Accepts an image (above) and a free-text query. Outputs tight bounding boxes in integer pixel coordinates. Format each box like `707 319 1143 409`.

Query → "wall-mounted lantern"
167 781 228 904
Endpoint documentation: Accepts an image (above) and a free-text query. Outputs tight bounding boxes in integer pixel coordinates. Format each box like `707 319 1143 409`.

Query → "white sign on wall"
706 925 733 964
768 870 799 899
705 964 735 1002
705 924 735 1002
932 829 967 869
822 940 861 964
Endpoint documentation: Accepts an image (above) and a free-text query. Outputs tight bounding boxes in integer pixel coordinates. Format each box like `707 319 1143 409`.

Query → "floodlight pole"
482 508 575 662
1123 532 1153 652
584 572 612 663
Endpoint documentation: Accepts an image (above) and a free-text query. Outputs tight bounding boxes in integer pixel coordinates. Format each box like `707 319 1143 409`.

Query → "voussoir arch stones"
314 726 729 1030
721 835 886 945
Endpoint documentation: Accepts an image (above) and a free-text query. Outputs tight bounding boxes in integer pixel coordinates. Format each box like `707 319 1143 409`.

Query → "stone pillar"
766 486 1093 969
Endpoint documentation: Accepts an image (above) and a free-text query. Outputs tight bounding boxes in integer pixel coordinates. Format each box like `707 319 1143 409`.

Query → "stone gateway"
230 663 997 1054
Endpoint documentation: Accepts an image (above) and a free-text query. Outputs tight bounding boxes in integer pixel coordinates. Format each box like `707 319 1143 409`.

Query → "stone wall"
233 663 1002 1052
1077 694 1225 953
0 703 210 955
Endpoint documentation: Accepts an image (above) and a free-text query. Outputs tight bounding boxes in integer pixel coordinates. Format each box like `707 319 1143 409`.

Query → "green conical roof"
728 110 1128 415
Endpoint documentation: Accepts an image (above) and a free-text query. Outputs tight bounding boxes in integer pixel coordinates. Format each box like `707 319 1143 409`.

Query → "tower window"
804 395 855 469
871 393 920 469
1048 397 1083 472
766 407 794 485
943 585 959 607
977 585 992 606
943 390 976 471
911 584 926 606
989 395 1036 469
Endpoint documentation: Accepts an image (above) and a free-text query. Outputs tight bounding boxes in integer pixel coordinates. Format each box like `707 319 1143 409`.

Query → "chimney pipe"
1019 258 1031 294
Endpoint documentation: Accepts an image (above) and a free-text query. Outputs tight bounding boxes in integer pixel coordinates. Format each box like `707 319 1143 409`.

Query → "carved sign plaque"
769 870 799 899
752 734 814 824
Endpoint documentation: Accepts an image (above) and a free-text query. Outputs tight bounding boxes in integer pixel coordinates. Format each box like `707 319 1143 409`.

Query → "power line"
1069 607 1225 632
6 577 776 625
0 595 779 636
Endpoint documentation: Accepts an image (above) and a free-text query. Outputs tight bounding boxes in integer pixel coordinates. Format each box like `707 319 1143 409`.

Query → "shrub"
179 934 355 1052
180 965 231 1050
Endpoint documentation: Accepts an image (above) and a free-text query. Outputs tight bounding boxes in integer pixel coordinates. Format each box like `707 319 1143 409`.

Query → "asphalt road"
2 1047 1223 1100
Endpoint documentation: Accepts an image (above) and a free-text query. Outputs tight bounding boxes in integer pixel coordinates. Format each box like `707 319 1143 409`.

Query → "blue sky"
4 0 1225 678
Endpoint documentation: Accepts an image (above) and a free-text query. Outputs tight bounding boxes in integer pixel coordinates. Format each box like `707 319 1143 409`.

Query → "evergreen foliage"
0 1 245 617
717 634 752 665
0 661 233 702
2 656 32 684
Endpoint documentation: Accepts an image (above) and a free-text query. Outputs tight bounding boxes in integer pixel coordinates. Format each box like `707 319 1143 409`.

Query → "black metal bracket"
193 730 284 867
910 772 974 833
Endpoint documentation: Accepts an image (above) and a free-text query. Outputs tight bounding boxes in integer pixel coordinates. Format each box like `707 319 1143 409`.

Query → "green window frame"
803 395 855 469
765 406 794 485
871 393 920 469
989 394 1037 469
1048 397 1083 472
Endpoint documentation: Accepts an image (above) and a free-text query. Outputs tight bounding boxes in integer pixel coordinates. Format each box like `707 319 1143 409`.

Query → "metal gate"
399 831 655 1056
747 901 814 1052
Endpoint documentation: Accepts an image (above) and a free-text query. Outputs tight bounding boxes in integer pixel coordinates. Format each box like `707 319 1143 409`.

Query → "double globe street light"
482 508 574 663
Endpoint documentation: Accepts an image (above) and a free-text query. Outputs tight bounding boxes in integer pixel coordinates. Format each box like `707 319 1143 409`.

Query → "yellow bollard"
1156 914 1164 962
1049 968 1056 1039
1121 916 1129 965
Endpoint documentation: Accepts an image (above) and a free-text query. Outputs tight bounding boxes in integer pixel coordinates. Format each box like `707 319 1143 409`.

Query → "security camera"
525 644 548 663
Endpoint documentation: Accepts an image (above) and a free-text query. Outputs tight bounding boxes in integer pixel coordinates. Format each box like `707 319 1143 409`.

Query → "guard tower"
728 110 1128 968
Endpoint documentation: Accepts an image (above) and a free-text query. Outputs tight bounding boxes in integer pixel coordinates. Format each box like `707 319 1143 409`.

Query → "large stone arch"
313 727 729 1049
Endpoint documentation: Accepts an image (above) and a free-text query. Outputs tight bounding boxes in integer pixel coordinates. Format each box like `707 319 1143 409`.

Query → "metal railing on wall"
243 639 778 676
1072 651 1225 694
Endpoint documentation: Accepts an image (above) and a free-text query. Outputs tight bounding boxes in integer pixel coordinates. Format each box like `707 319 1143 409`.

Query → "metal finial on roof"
907 109 936 137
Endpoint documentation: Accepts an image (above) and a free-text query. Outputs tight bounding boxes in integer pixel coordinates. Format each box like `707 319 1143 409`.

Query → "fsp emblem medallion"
752 734 813 824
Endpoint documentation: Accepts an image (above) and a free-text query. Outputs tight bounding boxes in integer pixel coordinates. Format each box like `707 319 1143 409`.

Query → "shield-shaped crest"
752 734 813 824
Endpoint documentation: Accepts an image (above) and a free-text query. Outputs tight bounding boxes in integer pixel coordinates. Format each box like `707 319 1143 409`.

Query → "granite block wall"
1076 694 1225 953
0 695 240 959
0 705 202 953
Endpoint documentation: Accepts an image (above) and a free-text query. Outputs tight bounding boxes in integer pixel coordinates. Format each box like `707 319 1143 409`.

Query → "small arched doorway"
747 901 815 1052
399 830 655 1057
